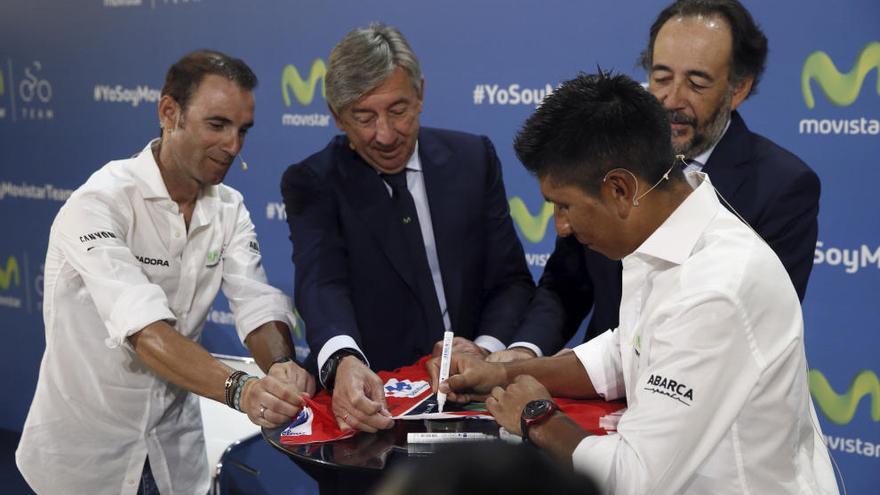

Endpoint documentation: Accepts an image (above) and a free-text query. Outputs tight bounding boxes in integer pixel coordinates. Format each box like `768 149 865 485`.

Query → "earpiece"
603 158 677 207
675 154 687 168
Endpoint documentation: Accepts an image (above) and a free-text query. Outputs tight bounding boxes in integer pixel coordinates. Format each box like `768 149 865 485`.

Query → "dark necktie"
381 171 444 337
383 171 419 229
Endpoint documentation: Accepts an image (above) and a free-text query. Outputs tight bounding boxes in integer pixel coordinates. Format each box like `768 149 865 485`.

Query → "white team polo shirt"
17 140 294 495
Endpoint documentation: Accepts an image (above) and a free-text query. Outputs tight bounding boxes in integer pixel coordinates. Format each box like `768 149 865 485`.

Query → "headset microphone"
239 154 249 171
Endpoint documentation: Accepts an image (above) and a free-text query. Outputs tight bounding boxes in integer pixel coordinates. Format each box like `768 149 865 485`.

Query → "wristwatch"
520 399 558 444
320 349 365 391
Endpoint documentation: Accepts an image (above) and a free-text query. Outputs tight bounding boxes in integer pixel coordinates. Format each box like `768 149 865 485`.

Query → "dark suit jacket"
281 127 535 372
514 111 820 354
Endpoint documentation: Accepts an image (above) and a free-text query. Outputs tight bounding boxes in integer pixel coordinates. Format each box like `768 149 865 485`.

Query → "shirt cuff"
574 329 624 400
474 335 505 354
317 335 368 387
232 293 295 343
507 341 543 357
106 283 176 350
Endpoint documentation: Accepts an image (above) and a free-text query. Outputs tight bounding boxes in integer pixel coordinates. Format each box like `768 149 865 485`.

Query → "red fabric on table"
555 397 626 435
280 355 625 445
278 396 356 445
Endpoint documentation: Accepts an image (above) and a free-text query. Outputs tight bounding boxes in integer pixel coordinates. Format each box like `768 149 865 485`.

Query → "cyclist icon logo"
19 61 52 103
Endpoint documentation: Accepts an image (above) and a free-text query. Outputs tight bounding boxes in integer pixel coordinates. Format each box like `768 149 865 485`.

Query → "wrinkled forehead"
653 14 734 73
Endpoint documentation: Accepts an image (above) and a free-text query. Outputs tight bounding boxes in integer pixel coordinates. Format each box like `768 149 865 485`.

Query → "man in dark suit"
495 0 820 360
281 23 534 433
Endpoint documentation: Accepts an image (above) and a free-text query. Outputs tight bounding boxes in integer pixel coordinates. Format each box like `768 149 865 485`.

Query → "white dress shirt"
572 173 838 495
507 121 732 358
317 142 503 377
16 141 295 495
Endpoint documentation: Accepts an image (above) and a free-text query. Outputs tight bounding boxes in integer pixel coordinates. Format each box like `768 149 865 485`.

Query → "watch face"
524 399 551 419
320 355 338 384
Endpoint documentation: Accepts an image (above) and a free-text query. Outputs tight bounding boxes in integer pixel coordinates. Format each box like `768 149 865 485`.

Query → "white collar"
630 172 719 265
135 139 174 200
374 141 421 175
133 139 221 225
406 141 422 172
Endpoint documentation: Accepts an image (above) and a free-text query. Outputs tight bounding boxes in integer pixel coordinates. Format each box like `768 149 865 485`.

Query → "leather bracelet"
224 370 247 409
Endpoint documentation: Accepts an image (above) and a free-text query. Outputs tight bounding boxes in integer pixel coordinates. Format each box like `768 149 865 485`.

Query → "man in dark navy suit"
496 0 820 360
281 23 534 433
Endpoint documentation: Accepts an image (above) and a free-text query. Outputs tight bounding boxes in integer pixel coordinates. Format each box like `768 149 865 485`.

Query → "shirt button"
174 231 181 238
127 479 136 485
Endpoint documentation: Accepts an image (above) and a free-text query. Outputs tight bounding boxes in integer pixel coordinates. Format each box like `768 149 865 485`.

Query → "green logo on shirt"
281 59 326 107
809 369 879 424
206 250 221 264
509 197 553 243
0 256 20 290
802 41 880 109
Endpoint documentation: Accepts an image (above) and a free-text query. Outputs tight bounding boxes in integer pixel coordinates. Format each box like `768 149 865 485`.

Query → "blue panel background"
1 1 877 492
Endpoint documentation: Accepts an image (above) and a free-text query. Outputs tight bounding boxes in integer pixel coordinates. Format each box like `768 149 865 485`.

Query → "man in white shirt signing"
437 72 838 495
17 50 315 495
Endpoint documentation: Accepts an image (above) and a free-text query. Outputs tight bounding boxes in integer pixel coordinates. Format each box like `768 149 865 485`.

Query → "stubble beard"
672 89 733 160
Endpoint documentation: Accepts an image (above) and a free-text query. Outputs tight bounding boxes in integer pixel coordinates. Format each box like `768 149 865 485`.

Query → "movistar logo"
0 256 21 290
0 68 5 96
802 41 880 109
809 369 879 425
281 59 326 107
509 197 553 243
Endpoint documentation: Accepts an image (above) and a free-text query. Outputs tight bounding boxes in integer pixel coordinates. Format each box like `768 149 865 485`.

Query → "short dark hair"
639 0 768 97
514 71 677 196
161 49 258 112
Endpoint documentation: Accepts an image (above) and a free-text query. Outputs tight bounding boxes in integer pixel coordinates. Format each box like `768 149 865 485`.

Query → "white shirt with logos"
571 173 838 495
16 141 295 495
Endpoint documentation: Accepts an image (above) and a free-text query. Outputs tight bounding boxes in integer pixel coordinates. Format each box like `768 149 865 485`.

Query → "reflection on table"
263 416 501 471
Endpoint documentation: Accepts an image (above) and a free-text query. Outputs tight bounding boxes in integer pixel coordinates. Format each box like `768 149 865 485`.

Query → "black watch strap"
320 349 365 391
270 355 294 369
520 415 534 444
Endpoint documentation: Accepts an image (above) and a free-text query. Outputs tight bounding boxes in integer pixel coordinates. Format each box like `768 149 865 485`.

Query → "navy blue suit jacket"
514 111 820 354
281 127 535 372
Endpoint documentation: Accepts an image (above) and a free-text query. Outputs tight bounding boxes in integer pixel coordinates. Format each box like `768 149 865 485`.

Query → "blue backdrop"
1 1 877 492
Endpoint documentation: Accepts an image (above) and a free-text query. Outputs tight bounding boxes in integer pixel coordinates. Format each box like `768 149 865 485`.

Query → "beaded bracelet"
233 375 258 412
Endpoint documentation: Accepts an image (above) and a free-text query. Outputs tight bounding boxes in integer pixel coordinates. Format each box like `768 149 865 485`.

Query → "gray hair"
325 23 422 114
